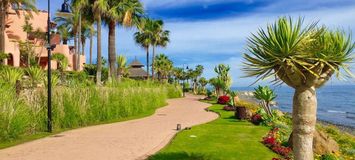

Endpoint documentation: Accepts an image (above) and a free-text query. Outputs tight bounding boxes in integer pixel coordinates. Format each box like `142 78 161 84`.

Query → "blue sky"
37 0 355 87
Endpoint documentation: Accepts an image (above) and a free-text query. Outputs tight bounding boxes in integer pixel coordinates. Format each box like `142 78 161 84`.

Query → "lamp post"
45 0 72 133
182 64 189 97
46 0 52 132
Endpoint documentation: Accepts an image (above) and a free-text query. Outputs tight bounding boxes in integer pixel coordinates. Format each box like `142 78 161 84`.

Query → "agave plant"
227 90 238 108
25 66 44 87
253 86 276 117
243 17 354 159
0 67 24 86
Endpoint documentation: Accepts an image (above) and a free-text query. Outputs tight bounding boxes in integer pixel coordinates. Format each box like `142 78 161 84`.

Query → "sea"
232 85 355 128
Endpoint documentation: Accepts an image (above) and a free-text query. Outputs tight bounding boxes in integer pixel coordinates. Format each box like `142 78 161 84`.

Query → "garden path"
0 94 218 160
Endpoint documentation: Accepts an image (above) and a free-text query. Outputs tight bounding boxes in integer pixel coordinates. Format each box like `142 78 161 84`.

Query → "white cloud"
85 1 355 86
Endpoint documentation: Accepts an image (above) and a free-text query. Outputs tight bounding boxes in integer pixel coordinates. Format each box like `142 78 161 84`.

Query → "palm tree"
153 54 173 82
57 25 71 45
54 8 81 69
0 0 37 54
150 19 169 80
103 0 143 79
209 77 225 97
88 25 96 64
243 17 354 160
173 67 184 84
198 77 208 93
134 18 153 79
192 65 204 94
253 85 277 117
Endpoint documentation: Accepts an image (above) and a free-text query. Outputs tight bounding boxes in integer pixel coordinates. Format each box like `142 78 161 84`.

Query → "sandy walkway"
0 94 218 160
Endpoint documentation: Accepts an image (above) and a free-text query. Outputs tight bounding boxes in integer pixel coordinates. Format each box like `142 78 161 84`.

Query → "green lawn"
149 103 278 160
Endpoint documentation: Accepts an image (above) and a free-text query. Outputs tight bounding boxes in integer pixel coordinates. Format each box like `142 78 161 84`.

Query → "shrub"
223 105 235 111
320 154 338 160
251 114 263 125
217 95 230 104
0 67 23 86
25 66 44 87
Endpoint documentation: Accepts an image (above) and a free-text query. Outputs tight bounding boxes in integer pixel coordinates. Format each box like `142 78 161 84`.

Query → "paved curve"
0 94 218 160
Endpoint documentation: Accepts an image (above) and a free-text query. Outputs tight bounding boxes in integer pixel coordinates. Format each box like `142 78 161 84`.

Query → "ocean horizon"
231 85 355 128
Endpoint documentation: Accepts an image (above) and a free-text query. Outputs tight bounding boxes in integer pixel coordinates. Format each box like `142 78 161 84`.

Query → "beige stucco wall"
4 7 85 71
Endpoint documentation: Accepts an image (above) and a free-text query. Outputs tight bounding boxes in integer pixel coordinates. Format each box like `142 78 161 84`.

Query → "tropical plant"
243 17 354 159
190 65 204 94
117 55 129 79
214 64 232 91
153 54 173 82
227 90 238 108
104 0 144 79
0 52 8 65
198 77 208 94
253 86 277 117
209 77 226 97
134 18 153 78
52 53 69 72
57 25 71 45
150 19 170 80
0 0 37 53
0 67 24 86
54 7 82 70
25 66 44 87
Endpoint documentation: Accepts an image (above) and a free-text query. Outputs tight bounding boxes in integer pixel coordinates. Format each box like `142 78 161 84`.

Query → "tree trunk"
146 47 149 79
77 13 82 71
96 15 102 85
74 33 78 70
292 87 317 160
0 3 5 54
89 32 93 64
108 20 117 79
152 45 156 80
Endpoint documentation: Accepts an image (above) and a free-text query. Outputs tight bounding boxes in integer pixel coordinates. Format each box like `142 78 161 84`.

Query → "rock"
313 130 339 155
288 130 339 155
246 109 253 119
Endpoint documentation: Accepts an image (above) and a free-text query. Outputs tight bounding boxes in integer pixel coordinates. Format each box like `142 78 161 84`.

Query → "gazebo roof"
128 68 148 78
129 59 144 68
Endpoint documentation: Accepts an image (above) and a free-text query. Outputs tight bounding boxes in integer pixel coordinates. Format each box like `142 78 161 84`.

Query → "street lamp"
45 0 73 132
56 0 81 71
182 64 189 97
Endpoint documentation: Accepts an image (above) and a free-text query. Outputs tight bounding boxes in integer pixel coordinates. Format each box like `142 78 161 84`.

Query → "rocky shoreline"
237 91 355 136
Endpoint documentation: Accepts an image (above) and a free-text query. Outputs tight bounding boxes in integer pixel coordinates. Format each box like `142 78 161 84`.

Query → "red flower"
217 95 230 104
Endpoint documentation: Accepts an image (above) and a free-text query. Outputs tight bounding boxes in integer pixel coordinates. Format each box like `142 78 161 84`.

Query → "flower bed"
263 128 292 159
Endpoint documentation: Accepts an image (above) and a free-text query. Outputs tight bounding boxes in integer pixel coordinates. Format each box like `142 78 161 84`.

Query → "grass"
0 80 182 149
149 103 279 160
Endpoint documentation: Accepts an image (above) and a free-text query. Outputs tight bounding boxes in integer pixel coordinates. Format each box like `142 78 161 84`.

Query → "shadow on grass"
148 152 213 160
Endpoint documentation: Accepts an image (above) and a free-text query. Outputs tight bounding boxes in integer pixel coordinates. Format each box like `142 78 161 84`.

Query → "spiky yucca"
243 17 354 160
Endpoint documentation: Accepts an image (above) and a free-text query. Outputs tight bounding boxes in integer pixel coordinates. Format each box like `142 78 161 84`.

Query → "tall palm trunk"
152 45 156 80
77 14 82 71
108 20 116 79
96 15 102 85
292 87 317 160
73 32 78 70
89 32 93 64
146 47 149 79
0 3 5 55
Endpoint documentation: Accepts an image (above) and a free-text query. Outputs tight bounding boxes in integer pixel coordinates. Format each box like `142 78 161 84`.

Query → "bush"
217 95 230 104
251 114 263 125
